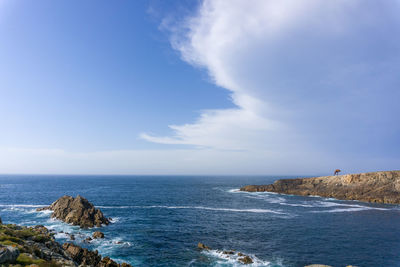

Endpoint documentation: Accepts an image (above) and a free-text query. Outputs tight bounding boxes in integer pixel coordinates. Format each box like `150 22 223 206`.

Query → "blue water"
0 175 400 267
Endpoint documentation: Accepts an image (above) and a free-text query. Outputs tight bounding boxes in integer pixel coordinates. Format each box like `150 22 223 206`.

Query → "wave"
138 205 286 214
203 249 276 267
97 205 285 214
311 206 389 213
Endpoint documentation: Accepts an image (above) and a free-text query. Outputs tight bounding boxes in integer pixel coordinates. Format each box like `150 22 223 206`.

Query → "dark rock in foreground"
240 170 400 204
0 222 132 266
37 195 110 228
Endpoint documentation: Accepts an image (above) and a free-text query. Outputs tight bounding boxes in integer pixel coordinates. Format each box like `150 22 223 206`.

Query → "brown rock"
93 231 105 239
238 255 253 264
197 242 211 250
240 171 400 204
37 195 110 228
63 242 101 266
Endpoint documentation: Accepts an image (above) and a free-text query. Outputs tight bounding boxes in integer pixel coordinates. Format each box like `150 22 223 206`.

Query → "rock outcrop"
93 231 105 239
37 195 110 228
0 222 132 266
0 223 76 266
240 171 400 204
63 243 131 267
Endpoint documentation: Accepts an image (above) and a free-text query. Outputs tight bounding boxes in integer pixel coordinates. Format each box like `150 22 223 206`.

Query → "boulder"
0 245 20 264
63 243 101 266
37 195 110 228
93 231 105 239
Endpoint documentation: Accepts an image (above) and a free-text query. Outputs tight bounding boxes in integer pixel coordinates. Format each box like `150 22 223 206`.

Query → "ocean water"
0 175 400 267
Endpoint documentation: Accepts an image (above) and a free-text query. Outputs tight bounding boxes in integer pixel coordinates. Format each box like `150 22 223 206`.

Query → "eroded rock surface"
37 195 110 228
63 243 132 267
240 171 400 204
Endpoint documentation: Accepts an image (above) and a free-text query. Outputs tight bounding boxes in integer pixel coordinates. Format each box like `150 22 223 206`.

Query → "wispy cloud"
142 0 400 168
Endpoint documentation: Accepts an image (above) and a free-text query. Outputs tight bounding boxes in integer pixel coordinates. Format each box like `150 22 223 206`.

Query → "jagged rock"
197 242 211 250
0 245 20 264
37 195 110 228
238 255 253 264
0 217 2 224
222 250 234 254
63 243 101 266
237 252 244 256
240 170 400 204
93 231 105 239
63 243 132 267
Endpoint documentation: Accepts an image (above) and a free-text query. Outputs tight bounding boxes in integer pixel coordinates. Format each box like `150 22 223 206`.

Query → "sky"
0 0 399 175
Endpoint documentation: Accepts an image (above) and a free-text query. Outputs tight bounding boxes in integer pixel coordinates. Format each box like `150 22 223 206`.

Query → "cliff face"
240 171 400 204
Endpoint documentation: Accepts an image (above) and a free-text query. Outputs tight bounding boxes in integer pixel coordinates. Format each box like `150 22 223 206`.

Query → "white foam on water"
97 206 131 209
311 206 389 213
203 249 273 267
139 205 286 214
110 217 120 223
228 189 241 193
54 232 70 239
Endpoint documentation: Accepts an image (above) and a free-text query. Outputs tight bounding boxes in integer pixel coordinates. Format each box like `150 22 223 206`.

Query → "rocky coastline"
240 170 400 204
0 195 132 266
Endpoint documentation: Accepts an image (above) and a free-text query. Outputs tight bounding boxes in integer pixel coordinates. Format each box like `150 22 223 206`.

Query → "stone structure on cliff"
37 195 110 228
240 170 400 204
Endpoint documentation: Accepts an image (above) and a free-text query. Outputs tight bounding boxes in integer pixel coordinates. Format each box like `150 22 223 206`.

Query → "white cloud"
143 0 400 170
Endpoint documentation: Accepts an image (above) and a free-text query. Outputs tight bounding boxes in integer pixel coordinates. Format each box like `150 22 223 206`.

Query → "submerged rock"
240 170 400 204
37 195 110 228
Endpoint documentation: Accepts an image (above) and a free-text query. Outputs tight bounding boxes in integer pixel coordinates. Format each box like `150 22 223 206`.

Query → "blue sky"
0 0 399 175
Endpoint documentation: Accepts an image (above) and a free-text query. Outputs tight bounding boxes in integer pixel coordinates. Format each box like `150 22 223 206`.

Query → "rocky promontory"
0 218 132 266
37 195 110 228
240 170 400 204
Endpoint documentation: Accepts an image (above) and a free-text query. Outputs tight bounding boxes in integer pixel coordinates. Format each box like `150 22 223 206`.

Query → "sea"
0 175 399 267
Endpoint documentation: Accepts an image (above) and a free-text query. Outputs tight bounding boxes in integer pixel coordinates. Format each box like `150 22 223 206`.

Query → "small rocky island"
37 195 110 228
241 170 400 204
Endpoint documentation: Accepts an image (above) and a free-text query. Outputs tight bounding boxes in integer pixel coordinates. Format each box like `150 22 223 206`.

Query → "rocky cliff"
240 171 400 204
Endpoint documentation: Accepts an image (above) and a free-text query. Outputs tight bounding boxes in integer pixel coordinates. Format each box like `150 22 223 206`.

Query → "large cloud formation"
142 0 400 170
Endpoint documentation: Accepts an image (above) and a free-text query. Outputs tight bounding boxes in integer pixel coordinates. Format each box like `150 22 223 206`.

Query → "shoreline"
240 170 400 204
